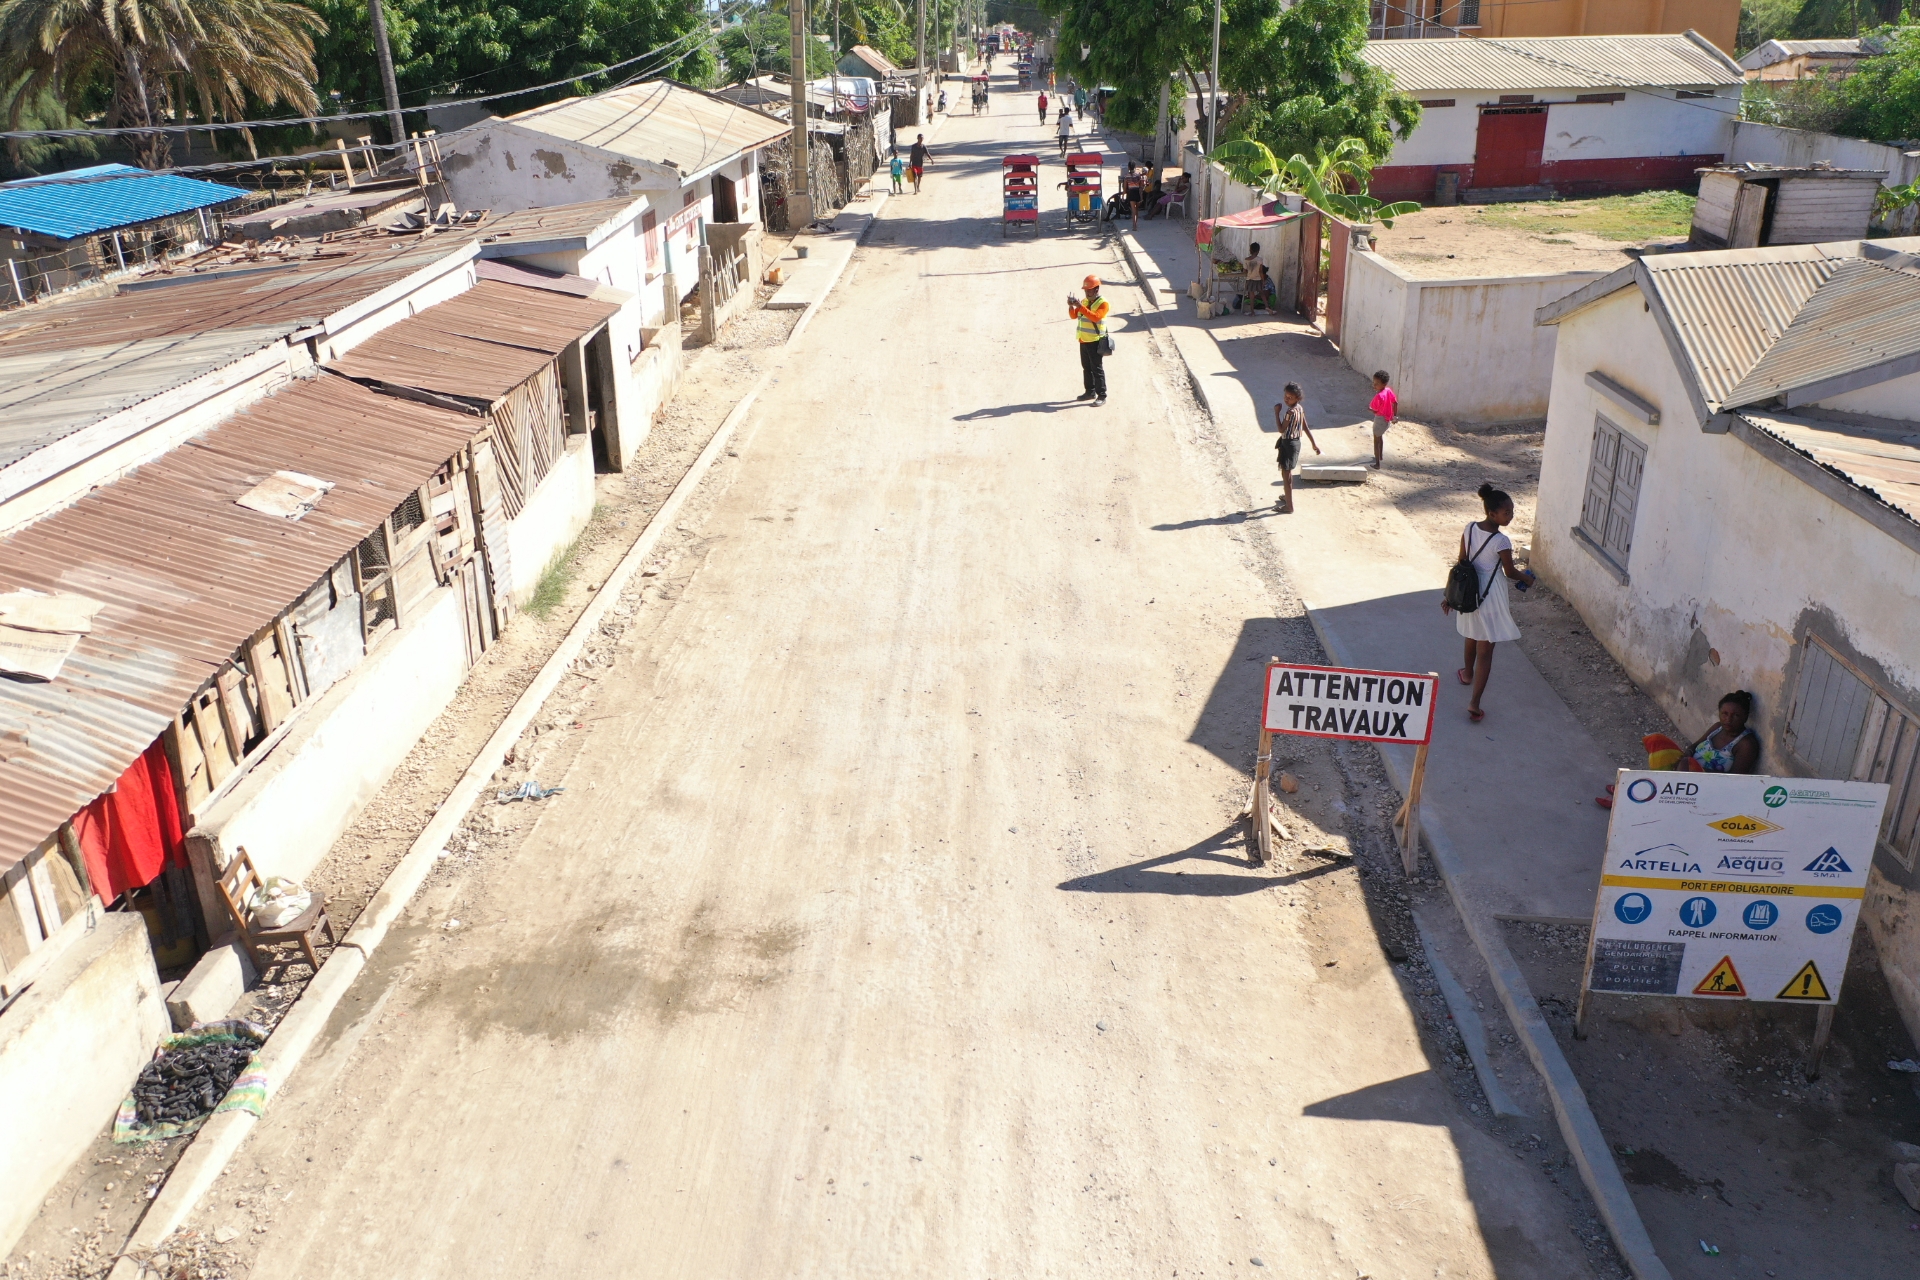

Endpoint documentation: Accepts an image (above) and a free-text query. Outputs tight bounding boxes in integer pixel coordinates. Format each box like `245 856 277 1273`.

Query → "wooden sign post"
1253 660 1439 872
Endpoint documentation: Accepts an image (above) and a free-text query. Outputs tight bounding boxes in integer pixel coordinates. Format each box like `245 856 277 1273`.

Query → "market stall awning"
1196 201 1300 246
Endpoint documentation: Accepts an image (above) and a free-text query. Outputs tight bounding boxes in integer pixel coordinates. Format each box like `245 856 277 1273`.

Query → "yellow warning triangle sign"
1693 955 1746 996
1776 960 1832 1001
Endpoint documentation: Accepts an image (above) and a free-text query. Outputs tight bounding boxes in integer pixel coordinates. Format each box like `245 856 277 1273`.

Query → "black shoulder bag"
1444 527 1497 614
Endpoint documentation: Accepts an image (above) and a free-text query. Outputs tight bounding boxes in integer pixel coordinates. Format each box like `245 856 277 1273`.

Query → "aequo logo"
1707 814 1782 839
1763 785 1788 808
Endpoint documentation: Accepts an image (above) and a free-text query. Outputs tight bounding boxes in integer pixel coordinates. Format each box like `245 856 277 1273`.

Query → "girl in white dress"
1441 483 1535 722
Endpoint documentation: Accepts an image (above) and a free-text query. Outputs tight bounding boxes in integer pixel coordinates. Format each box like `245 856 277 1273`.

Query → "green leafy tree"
718 9 837 82
1226 0 1417 167
1214 135 1420 225
0 0 325 168
1830 19 1920 140
306 0 712 126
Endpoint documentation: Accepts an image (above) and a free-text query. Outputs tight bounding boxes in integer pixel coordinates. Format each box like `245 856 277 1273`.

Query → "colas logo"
1707 814 1782 839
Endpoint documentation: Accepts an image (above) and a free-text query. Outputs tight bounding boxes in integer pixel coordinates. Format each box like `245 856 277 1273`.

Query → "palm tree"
0 0 326 170
1214 136 1421 228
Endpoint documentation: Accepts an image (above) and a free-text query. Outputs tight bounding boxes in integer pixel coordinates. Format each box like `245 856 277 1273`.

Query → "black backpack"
1445 527 1497 614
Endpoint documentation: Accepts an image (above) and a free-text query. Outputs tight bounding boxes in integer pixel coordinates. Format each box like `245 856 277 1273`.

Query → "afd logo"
1626 778 1696 803
1803 848 1853 875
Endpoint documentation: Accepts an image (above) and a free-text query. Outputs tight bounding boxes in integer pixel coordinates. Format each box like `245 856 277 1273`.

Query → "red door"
1472 106 1547 189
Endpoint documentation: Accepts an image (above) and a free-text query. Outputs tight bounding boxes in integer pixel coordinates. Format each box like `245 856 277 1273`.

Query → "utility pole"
1203 0 1222 219
367 0 406 153
789 0 813 227
917 0 927 114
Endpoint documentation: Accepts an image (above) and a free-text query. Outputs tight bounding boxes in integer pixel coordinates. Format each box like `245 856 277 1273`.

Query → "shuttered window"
1787 637 1920 869
1579 415 1645 573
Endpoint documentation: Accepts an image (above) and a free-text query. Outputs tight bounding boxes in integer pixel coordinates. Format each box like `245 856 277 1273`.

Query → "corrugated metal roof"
0 236 478 474
0 326 289 470
476 197 647 253
1723 258 1920 407
1739 408 1920 526
1363 33 1744 93
846 45 899 76
327 278 619 403
504 80 787 179
0 373 481 872
1738 38 1866 70
1641 250 1839 405
0 164 245 240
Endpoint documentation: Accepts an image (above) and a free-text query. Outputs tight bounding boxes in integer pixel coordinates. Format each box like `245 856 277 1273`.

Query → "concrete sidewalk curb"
1307 604 1672 1280
102 279 862 1279
1120 225 1670 1277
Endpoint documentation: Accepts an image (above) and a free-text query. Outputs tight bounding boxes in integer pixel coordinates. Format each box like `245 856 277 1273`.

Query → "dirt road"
176 96 1615 1278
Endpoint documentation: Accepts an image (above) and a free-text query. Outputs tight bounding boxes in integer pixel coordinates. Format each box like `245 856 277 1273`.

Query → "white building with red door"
1362 33 1743 203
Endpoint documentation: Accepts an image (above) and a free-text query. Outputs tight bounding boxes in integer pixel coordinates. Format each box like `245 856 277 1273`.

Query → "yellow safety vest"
1074 295 1108 343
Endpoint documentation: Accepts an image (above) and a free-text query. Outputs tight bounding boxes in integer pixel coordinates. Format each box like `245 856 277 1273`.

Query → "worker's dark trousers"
1079 341 1106 398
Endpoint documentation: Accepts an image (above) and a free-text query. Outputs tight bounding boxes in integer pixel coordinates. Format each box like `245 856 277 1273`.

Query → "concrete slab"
167 941 257 1030
765 196 887 311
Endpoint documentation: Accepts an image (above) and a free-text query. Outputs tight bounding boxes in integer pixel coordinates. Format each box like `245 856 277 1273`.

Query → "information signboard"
1249 662 1440 874
1582 772 1888 1007
1262 662 1437 746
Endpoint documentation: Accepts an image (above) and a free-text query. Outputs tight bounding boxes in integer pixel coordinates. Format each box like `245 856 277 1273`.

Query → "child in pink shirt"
1368 371 1397 469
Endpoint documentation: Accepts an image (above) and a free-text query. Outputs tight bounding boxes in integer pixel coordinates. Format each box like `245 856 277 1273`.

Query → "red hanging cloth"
71 738 187 903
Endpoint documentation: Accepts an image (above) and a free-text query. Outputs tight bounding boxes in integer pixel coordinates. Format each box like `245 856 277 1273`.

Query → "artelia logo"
1625 778 1659 803
1803 847 1852 875
1763 785 1788 809
1707 814 1782 839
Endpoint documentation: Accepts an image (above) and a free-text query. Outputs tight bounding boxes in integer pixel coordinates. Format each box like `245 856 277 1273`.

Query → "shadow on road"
1151 507 1284 531
954 401 1079 420
1056 823 1347 895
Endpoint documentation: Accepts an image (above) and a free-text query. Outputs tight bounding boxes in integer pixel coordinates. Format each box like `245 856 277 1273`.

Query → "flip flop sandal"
1595 796 1614 809
1457 668 1472 685
1468 707 1485 722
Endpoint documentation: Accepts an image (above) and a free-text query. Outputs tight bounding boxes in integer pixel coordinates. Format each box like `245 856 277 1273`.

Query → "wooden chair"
216 847 335 974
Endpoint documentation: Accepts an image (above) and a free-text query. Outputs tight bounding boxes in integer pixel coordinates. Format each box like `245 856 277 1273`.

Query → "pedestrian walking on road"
1272 383 1321 513
1067 274 1110 403
1037 91 1048 123
1056 107 1074 157
909 135 931 194
1442 483 1535 722
1367 370 1397 468
889 153 904 194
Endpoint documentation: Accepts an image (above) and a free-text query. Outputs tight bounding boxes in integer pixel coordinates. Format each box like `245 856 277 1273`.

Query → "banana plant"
1213 136 1422 228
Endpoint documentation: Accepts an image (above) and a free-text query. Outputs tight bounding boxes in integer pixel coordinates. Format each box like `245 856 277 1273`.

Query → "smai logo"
1803 847 1853 876
1763 785 1788 808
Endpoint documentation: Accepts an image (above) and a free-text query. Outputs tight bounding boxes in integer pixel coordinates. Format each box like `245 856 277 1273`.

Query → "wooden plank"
215 665 258 757
275 619 309 704
246 628 295 730
170 715 211 811
192 689 235 788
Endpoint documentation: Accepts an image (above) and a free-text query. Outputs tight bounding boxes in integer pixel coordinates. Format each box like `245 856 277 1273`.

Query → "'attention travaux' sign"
1262 662 1438 745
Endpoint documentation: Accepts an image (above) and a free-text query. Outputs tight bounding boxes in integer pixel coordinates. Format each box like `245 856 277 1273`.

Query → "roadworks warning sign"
1693 956 1746 996
1776 960 1832 1001
1584 772 1887 1004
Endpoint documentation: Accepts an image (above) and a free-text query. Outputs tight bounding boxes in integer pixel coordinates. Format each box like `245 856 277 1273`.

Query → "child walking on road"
889 153 904 194
1272 383 1321 514
1441 483 1535 722
1368 370 1397 469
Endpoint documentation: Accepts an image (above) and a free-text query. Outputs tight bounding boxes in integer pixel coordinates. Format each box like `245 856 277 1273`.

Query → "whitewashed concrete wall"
1534 287 1920 1043
194 585 471 887
1382 88 1738 167
506 437 596 608
1339 250 1598 421
1728 120 1920 232
0 911 167 1256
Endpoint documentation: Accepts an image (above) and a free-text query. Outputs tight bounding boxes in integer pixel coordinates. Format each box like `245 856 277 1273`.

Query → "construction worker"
1067 274 1109 403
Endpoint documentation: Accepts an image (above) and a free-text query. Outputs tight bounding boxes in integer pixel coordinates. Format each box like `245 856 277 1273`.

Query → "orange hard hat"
1082 274 1101 290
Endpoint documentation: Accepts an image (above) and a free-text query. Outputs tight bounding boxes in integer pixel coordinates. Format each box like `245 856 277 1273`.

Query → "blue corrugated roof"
0 163 245 240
